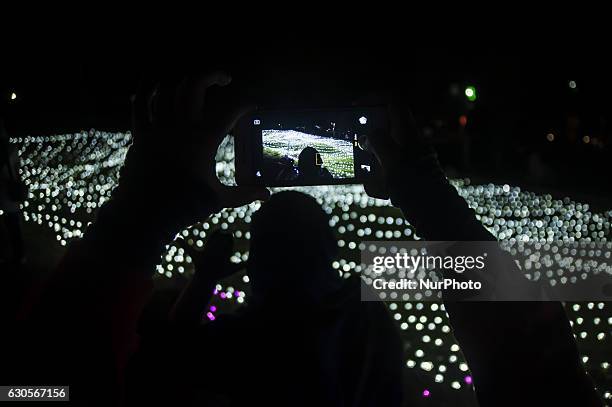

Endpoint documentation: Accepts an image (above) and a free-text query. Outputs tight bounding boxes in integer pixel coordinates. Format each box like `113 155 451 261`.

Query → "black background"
2 35 610 206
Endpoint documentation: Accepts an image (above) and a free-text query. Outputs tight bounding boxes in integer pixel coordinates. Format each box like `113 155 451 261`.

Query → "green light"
464 86 477 102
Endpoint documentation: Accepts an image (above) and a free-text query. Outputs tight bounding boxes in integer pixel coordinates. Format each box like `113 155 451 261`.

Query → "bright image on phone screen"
250 109 382 186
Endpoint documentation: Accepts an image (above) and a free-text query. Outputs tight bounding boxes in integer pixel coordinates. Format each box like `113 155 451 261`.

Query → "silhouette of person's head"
297 146 321 178
248 191 342 306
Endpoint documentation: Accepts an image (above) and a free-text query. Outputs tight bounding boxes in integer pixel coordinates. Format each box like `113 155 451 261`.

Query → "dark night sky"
1 39 610 203
3 41 609 131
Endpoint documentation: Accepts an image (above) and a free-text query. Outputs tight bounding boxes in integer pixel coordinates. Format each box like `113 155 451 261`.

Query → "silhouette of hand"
362 104 441 199
367 104 439 177
114 71 270 233
170 231 242 323
179 230 242 281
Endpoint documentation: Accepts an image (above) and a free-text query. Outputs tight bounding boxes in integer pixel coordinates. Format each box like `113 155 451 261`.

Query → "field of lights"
3 130 611 403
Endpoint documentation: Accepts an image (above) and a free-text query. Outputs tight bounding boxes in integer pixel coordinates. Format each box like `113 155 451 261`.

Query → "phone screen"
237 107 387 187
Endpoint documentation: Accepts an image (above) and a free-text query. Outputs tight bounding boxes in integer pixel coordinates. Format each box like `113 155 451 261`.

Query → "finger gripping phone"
234 107 387 187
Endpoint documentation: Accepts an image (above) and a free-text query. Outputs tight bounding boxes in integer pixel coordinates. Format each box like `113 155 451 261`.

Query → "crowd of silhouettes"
0 70 605 406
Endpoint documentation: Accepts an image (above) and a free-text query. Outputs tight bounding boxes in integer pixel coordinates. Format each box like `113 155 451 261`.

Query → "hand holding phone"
234 107 388 187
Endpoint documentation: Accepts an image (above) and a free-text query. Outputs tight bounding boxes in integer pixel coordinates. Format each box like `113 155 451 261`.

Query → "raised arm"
18 72 268 405
366 104 602 406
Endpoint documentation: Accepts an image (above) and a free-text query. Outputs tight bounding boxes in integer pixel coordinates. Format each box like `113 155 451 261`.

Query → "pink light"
206 312 216 321
422 389 430 397
210 305 217 312
220 292 227 299
464 375 473 384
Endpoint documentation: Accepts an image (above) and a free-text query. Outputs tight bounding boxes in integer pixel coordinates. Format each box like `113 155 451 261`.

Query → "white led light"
5 131 610 395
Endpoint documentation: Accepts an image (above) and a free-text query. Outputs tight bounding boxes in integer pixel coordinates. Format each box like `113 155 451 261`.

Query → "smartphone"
234 107 388 187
